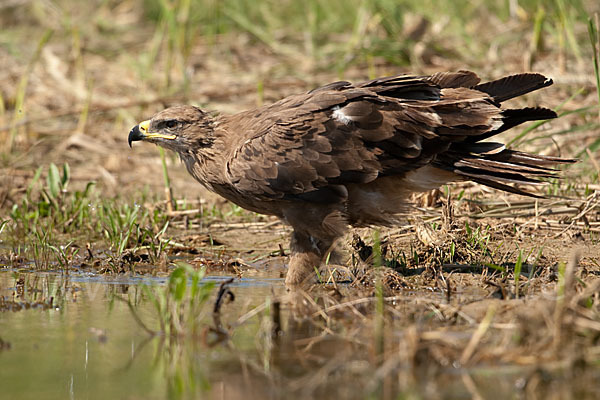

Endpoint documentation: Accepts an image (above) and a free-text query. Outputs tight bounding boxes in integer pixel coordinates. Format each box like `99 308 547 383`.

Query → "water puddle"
1 269 598 399
0 270 284 399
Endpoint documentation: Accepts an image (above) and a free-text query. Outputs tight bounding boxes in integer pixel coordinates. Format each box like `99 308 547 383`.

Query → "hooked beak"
128 119 176 148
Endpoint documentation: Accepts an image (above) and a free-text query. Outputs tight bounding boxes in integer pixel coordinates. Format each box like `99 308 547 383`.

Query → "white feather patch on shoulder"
332 106 353 125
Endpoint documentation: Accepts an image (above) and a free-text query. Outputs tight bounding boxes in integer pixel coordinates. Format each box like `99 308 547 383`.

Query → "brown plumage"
128 70 575 285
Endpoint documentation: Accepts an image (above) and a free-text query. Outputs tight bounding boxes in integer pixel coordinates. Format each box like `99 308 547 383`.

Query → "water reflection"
1 271 599 399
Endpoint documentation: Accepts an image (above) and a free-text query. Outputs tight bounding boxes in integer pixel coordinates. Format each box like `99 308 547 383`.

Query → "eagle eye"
164 120 178 129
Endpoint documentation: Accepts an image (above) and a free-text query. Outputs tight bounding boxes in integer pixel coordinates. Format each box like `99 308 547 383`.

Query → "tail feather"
455 167 547 185
434 148 577 197
431 72 575 197
484 149 577 167
499 107 557 131
467 176 546 198
474 73 553 103
467 107 557 143
453 157 558 176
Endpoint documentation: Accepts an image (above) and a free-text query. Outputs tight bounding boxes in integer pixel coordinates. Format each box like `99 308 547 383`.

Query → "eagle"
128 71 574 285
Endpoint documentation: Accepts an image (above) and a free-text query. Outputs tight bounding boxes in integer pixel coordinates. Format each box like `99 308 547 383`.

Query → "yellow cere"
138 119 176 140
138 120 150 133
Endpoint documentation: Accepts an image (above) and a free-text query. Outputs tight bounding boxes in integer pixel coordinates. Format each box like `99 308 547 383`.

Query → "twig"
213 278 235 314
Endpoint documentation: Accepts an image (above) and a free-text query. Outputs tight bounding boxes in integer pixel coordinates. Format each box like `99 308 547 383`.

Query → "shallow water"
0 270 285 400
1 269 599 400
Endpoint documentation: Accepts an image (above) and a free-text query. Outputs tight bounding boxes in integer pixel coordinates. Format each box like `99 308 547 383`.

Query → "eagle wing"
223 71 561 202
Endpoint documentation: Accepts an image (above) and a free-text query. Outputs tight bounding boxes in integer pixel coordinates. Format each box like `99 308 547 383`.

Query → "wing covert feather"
222 74 509 201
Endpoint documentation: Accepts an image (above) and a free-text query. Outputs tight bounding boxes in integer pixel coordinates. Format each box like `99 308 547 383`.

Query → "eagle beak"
128 119 176 148
128 123 145 148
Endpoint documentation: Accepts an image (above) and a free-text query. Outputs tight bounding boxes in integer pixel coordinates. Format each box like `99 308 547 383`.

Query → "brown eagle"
128 71 574 285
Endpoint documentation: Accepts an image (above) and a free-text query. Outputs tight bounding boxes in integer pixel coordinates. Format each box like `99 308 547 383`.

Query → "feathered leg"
283 204 348 286
285 230 335 286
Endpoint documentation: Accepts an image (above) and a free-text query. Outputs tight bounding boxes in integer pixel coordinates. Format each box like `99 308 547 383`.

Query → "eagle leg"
285 230 335 286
